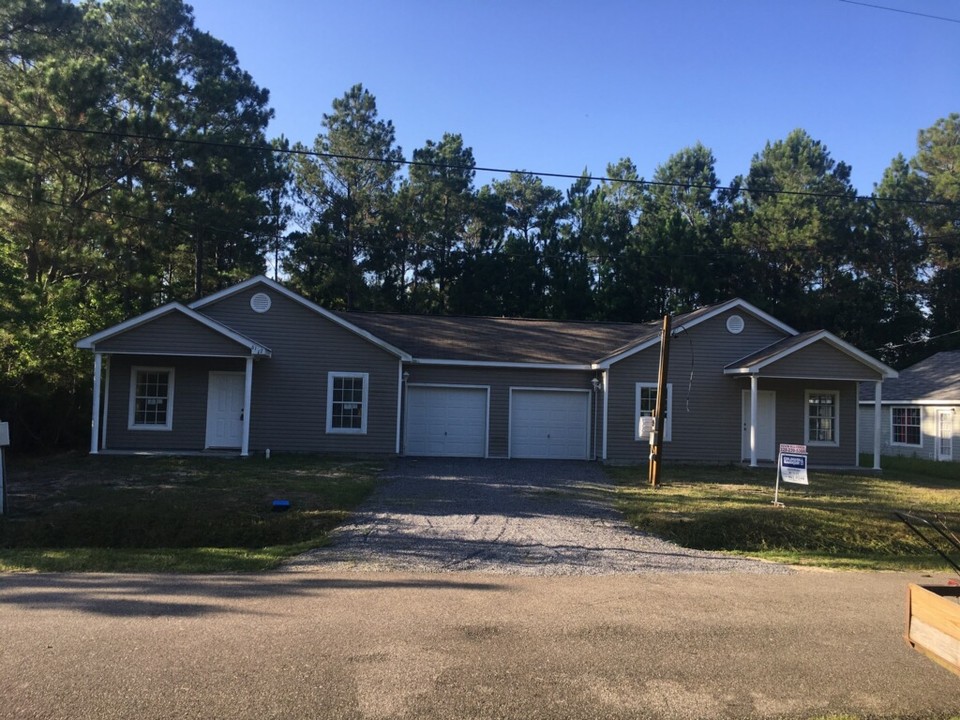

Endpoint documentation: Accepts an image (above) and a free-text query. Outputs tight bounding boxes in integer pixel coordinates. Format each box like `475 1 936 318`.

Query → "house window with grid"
129 367 174 430
327 372 368 434
806 390 838 445
635 382 672 442
891 407 921 446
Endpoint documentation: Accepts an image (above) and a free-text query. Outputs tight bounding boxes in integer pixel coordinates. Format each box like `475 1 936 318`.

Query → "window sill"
128 425 173 431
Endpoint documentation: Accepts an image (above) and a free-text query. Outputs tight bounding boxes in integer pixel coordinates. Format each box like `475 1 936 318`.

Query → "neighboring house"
76 275 897 467
858 351 960 462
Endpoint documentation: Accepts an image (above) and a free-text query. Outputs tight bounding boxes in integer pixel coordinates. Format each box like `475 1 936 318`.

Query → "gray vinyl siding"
105 355 245 451
858 404 958 462
403 365 603 459
199 286 400 454
96 312 251 356
761 343 884 381
607 309 786 463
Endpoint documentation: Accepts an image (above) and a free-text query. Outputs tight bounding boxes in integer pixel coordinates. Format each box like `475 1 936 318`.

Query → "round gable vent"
726 314 745 334
250 292 272 313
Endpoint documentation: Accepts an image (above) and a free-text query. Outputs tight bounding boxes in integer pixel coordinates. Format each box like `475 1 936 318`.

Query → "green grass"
611 458 960 571
0 453 381 572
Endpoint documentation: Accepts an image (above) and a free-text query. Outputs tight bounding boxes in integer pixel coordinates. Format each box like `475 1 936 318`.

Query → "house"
76 275 897 467
858 351 960 462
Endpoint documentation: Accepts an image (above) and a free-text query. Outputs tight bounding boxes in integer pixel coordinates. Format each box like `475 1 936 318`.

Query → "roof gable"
726 330 897 380
76 303 271 357
189 276 411 361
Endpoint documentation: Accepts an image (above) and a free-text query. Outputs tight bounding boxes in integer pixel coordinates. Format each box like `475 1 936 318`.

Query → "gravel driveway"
285 459 792 575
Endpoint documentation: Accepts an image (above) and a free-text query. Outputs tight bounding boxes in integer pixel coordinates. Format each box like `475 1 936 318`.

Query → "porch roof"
75 303 272 358
724 330 897 381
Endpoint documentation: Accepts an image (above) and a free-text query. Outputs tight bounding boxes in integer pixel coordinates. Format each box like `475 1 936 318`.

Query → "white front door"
937 410 954 461
206 372 245 449
741 390 776 461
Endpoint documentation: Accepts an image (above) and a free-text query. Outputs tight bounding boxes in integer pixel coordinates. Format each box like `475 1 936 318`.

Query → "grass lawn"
0 453 382 572
611 455 960 571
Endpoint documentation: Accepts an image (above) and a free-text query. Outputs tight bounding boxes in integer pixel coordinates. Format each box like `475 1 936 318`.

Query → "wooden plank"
906 584 960 678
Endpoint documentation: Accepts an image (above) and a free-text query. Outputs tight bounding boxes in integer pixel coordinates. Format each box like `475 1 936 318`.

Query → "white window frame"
128 366 175 431
805 389 839 446
326 372 369 435
635 382 672 442
890 406 922 448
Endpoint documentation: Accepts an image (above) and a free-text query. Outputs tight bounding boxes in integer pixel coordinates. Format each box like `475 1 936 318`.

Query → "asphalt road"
2 570 959 719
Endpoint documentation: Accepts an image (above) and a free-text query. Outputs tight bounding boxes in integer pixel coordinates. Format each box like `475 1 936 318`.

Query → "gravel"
283 458 794 575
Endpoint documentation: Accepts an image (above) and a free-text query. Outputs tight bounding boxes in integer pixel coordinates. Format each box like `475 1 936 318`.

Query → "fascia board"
190 275 413 361
410 358 594 371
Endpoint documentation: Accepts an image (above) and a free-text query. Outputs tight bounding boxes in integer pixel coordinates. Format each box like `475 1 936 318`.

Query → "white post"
101 356 110 451
90 353 102 455
873 380 882 470
601 370 609 461
241 356 253 457
750 375 759 467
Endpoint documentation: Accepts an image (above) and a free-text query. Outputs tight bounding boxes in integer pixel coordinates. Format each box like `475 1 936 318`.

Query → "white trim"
601 370 609 461
937 409 954 461
725 330 897 379
189 276 412 361
873 381 882 470
101 356 110 451
128 366 175 431
396 361 404 455
598 298 799 368
635 382 673 443
805 389 840 447
405 383 490 458
326 372 369 435
890 405 923 449
508 387 591 460
77 303 271 357
242 358 253 457
413 358 594 371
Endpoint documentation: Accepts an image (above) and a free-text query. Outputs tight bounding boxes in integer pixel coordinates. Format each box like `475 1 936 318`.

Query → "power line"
876 327 960 352
2 120 957 209
838 0 960 24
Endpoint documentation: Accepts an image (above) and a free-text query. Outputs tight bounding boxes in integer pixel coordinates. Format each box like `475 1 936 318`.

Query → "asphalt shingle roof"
859 350 960 402
337 311 661 364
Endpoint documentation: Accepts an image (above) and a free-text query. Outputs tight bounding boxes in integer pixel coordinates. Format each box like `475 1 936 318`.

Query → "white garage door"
510 390 590 460
405 386 487 457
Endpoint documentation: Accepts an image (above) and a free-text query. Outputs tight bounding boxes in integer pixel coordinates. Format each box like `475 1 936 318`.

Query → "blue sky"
188 0 959 195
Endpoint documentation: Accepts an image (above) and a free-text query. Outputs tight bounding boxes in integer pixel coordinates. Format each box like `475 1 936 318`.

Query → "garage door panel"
510 390 589 460
406 386 487 457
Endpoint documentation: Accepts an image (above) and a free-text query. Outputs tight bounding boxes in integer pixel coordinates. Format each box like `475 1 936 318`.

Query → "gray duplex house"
77 275 897 467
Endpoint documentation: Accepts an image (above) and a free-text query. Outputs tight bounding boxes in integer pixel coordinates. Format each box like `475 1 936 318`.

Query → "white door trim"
937 409 954 462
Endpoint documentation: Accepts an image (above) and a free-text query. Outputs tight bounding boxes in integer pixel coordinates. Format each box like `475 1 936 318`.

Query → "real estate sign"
773 443 808 506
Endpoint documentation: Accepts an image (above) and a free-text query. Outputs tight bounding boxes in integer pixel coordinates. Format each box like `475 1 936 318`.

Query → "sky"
187 0 960 195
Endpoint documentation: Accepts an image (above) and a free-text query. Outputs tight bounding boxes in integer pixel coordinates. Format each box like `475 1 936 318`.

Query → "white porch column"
750 374 759 468
90 352 102 455
873 380 882 470
601 370 609 461
241 356 253 457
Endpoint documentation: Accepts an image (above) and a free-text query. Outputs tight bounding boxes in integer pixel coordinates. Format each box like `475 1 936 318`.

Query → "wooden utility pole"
649 315 671 487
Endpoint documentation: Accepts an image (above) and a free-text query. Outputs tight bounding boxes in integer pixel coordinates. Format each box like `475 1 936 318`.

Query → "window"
327 372 368 434
806 390 838 445
891 407 921 446
129 367 174 430
635 383 672 442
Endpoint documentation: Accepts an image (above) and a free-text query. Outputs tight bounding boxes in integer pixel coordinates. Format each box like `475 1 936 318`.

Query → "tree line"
0 0 957 451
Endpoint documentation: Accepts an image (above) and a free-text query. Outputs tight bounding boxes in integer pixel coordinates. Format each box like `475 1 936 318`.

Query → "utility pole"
648 315 671 487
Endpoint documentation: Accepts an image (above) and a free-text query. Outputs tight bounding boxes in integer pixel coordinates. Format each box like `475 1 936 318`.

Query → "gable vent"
726 315 745 334
250 292 272 313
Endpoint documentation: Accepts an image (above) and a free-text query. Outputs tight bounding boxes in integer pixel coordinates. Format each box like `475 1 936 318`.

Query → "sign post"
773 443 808 507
